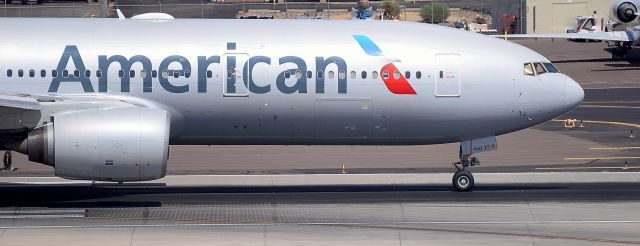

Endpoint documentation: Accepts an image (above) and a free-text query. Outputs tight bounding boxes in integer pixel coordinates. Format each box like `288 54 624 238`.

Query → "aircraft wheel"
452 170 474 192
3 151 12 170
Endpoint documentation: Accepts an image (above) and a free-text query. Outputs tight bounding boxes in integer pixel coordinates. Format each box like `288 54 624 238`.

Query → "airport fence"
0 0 504 29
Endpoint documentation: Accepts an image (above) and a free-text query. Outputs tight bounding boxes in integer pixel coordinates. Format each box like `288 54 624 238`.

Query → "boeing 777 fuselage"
0 18 584 191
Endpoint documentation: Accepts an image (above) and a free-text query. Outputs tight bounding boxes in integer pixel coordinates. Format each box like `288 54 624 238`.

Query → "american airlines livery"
0 18 584 191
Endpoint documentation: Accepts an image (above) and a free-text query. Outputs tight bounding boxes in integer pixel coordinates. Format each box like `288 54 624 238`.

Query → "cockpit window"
543 63 559 73
534 63 546 75
523 63 534 76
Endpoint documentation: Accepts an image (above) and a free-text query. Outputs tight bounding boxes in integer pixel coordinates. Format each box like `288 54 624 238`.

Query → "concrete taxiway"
0 173 639 245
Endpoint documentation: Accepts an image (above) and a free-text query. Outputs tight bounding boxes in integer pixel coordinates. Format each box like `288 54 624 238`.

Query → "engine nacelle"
23 107 170 182
612 0 639 23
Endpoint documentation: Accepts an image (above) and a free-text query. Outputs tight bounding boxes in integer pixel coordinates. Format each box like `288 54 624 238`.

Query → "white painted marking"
1 220 640 230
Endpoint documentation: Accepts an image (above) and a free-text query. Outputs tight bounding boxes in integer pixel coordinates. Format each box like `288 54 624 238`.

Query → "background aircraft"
0 17 584 191
508 0 640 60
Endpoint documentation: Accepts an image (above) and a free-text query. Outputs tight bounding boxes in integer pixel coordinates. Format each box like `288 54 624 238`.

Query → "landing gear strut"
611 41 632 61
452 148 479 192
3 151 12 171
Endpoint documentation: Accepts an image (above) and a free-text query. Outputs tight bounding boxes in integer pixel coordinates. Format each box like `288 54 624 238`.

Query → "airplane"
506 0 640 60
0 16 584 192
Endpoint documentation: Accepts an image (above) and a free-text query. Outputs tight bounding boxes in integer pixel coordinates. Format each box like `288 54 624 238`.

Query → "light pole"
327 0 330 20
431 1 433 24
441 0 444 23
403 0 406 21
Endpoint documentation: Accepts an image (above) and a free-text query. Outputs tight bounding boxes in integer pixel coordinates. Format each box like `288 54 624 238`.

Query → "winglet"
353 35 384 56
117 9 125 20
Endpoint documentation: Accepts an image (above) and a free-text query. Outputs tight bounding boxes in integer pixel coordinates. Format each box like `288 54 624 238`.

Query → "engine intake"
22 107 170 182
613 0 639 23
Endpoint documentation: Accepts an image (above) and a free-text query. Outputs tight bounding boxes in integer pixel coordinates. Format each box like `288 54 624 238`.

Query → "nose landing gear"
3 151 12 171
452 148 480 192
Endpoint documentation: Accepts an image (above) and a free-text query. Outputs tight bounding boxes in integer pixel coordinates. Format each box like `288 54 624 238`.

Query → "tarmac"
1 173 640 245
0 10 639 244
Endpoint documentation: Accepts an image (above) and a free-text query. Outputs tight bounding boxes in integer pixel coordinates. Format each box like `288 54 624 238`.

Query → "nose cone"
565 77 584 112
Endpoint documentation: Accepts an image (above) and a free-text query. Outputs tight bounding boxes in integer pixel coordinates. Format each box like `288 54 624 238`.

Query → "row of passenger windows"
523 62 559 76
5 69 424 80
282 70 423 80
5 69 185 79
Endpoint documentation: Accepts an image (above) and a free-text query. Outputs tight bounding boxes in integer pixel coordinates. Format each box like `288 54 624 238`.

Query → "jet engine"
17 107 170 182
612 0 639 23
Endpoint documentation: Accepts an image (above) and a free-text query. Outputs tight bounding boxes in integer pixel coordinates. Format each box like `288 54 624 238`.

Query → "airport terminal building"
494 0 611 34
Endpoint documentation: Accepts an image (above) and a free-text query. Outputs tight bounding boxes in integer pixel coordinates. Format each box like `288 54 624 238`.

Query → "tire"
452 170 474 192
3 151 11 170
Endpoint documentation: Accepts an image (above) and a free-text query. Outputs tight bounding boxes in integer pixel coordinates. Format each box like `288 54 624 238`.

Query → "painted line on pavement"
564 157 640 160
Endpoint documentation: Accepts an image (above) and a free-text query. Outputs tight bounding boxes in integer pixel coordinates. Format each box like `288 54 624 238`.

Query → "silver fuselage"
0 18 584 145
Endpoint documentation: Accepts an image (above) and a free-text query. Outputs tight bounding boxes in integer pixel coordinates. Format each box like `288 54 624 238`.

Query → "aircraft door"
435 54 461 97
222 53 250 97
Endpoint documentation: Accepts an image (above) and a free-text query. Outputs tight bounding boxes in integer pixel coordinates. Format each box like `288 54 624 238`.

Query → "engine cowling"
22 107 170 182
612 0 639 23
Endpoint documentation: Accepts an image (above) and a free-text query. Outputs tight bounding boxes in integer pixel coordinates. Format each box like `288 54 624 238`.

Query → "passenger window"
523 63 534 76
534 63 546 75
129 70 135 78
284 70 291 79
73 70 80 78
295 70 302 79
40 70 46 77
185 70 191 78
405 71 411 79
118 70 124 78
85 70 91 78
543 63 559 73
328 71 334 79
29 69 35 78
6 69 12 77
416 71 422 79
62 70 67 78
152 70 158 78
162 70 169 79
372 71 379 79
307 71 313 79
206 70 212 78
173 71 179 78
382 70 389 79
350 71 356 79
338 70 345 80
18 69 24 77
52 70 58 77
317 70 323 79
140 70 147 78
361 71 367 79
96 70 102 78
393 70 400 79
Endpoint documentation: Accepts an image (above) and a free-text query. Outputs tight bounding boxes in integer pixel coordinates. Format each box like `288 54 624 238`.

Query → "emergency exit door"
435 54 461 97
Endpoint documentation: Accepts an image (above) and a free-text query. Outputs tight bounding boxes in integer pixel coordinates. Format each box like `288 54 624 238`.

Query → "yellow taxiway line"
589 147 640 150
536 166 640 170
552 119 640 128
579 105 640 109
564 157 640 161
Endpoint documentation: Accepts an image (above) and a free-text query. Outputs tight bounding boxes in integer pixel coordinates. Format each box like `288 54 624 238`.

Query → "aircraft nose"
564 76 584 112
